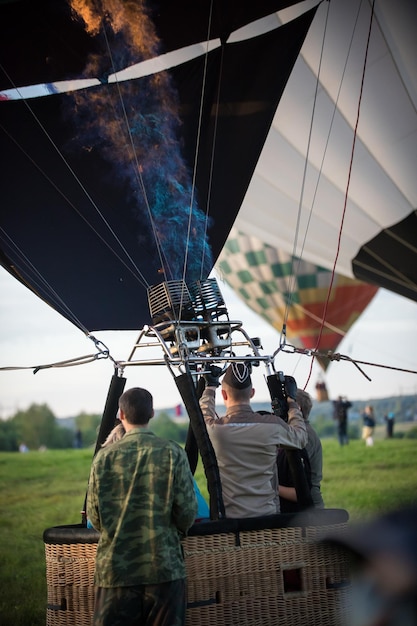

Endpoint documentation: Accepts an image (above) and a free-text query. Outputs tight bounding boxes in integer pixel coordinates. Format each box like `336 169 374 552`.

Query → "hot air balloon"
0 0 320 525
233 0 417 302
217 228 379 371
1 0 415 365
1 1 416 623
0 0 319 332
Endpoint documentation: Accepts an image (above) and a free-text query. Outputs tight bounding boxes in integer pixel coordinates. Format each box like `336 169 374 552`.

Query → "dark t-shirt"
277 448 312 513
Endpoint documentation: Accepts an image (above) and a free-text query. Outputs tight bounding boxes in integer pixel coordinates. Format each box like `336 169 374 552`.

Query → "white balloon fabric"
232 0 417 300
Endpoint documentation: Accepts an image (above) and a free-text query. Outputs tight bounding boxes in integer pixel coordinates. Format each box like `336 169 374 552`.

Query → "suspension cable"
295 0 363 269
0 227 91 334
278 342 417 380
0 68 151 294
281 0 330 334
178 0 219 321
200 43 224 283
304 0 376 388
99 21 167 286
182 0 214 285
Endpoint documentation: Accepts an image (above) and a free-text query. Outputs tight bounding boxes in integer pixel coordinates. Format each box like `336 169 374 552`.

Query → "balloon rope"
181 0 215 310
0 226 92 334
183 0 217 282
304 0 376 389
0 123 150 292
281 0 364 360
282 0 331 331
100 22 168 287
294 0 363 269
0 351 111 374
0 74 151 297
199 45 223 282
279 344 417 380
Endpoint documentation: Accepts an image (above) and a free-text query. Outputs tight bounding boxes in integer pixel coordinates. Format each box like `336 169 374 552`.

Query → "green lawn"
1 438 416 625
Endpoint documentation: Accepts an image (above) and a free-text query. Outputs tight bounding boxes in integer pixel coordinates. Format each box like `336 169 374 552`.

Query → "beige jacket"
200 388 307 518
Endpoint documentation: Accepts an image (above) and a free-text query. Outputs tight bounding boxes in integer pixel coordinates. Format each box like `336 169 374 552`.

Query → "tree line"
0 404 189 451
1 394 416 452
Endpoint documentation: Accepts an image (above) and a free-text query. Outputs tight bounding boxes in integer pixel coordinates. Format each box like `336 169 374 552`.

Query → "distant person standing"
361 405 376 446
333 396 352 446
73 428 83 449
385 412 395 438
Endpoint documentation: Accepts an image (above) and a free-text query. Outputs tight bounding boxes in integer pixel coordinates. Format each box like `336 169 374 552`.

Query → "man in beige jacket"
200 362 307 518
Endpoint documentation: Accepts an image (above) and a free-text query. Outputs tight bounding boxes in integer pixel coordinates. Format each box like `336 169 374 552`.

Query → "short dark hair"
119 388 153 425
222 384 253 403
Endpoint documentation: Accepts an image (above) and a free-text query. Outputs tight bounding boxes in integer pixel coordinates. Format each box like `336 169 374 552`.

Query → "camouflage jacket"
87 428 197 587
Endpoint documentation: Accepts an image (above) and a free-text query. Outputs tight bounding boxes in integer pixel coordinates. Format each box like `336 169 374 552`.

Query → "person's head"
221 362 254 404
296 388 313 420
118 387 154 427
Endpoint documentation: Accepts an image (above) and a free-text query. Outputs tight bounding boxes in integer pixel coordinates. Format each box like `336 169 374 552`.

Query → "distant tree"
12 403 56 449
4 404 75 450
74 412 101 447
151 412 188 443
0 418 19 451
48 425 74 449
311 414 337 439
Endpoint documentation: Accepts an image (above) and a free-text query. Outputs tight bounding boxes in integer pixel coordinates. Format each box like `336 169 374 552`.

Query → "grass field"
1 436 416 625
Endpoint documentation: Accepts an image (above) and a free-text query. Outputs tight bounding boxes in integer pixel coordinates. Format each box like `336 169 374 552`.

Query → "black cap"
223 363 252 389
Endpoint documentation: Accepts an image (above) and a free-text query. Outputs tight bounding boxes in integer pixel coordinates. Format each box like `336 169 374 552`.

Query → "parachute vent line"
278 2 329 351
295 0 363 282
198 55 221 283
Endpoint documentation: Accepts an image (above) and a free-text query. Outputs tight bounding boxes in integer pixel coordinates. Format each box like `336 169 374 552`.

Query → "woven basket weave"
44 509 351 626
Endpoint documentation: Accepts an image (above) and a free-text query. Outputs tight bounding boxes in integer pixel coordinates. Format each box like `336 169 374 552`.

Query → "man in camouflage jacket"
87 387 197 626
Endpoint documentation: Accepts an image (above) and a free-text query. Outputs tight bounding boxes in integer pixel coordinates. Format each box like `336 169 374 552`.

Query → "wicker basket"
44 509 351 626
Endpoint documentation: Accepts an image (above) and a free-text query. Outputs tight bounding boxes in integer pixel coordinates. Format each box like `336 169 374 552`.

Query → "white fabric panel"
234 0 417 279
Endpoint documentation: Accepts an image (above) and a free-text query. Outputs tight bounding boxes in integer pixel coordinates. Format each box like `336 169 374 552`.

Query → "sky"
1 265 417 420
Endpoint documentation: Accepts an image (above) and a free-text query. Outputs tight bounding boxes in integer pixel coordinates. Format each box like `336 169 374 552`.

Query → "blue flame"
68 2 213 284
